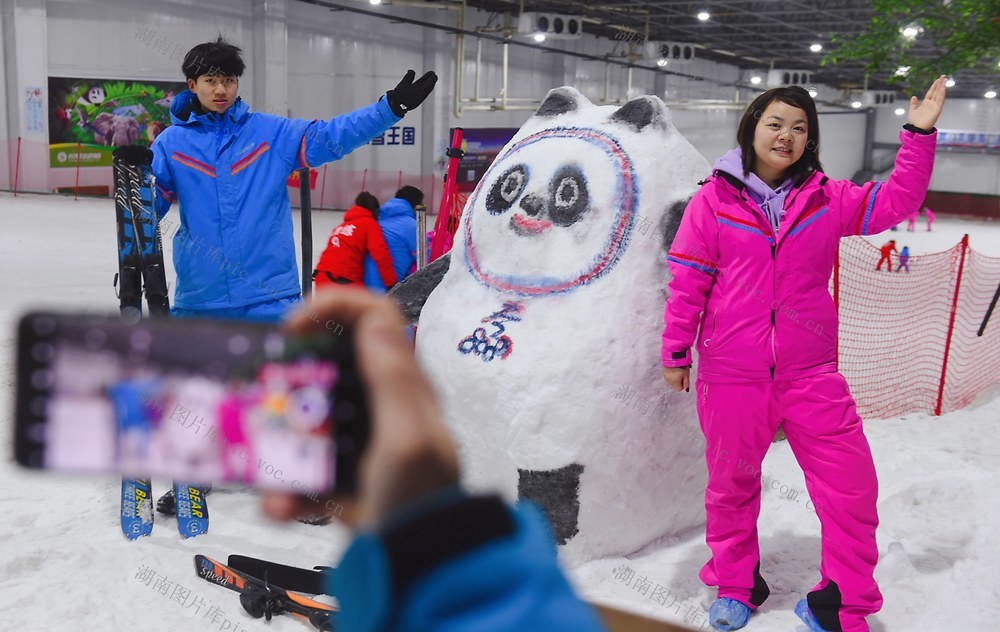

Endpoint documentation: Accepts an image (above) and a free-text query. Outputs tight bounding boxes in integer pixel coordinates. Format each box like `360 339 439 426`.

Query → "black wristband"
903 123 934 135
381 495 515 597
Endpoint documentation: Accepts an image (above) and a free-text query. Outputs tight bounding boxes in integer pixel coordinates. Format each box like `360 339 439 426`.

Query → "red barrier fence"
835 235 1000 418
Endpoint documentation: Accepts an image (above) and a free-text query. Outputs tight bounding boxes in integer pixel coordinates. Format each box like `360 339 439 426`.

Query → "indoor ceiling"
459 0 999 100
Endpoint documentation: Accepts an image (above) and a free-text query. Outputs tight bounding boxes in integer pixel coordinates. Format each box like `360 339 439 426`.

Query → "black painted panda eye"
486 165 528 215
548 165 589 227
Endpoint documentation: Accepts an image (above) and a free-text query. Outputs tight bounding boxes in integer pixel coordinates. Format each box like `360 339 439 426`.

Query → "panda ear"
658 196 691 250
610 96 667 132
533 86 587 118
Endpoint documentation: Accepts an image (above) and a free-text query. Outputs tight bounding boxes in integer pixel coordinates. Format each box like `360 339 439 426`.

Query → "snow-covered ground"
0 191 998 631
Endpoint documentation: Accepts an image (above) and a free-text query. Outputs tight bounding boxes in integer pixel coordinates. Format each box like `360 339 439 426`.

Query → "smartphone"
14 311 368 495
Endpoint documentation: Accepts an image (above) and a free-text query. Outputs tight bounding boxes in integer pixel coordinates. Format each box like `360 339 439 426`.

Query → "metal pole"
502 40 509 110
416 203 428 269
299 168 313 297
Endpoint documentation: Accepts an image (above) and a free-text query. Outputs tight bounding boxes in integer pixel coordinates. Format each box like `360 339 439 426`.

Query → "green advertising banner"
48 76 187 168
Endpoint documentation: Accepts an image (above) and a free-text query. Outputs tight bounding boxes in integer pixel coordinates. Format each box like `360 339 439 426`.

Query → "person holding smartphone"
660 77 946 632
263 290 606 631
151 36 436 322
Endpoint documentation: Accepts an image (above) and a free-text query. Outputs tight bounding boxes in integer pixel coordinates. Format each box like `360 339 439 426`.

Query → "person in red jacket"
661 76 947 632
314 192 398 290
876 239 897 271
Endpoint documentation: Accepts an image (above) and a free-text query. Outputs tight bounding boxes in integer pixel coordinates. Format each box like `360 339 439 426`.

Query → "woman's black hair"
355 191 380 215
182 36 245 81
737 86 823 183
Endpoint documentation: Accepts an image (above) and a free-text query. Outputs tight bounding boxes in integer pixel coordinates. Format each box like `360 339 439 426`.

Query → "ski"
194 555 336 631
112 145 172 540
227 555 333 595
120 478 154 540
174 483 210 538
113 145 170 318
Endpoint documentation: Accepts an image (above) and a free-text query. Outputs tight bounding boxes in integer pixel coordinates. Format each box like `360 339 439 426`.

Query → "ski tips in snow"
174 483 209 538
120 478 154 540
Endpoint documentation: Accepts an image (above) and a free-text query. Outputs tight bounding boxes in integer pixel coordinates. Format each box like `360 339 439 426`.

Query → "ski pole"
299 168 313 298
978 280 1000 337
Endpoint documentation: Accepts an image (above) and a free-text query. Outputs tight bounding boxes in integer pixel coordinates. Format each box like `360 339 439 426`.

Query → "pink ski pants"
695 372 881 632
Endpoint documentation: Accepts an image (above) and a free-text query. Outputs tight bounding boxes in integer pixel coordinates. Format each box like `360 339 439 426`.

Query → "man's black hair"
182 36 245 81
355 191 381 214
395 185 424 209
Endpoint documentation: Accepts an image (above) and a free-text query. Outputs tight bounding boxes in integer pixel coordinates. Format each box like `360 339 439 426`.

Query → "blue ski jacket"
151 90 400 309
331 493 606 632
363 197 418 292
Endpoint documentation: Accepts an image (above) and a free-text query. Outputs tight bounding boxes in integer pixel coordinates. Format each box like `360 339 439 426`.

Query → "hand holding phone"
263 290 459 529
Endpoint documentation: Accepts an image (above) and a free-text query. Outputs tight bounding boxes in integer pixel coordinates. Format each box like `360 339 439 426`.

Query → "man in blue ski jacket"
151 36 436 321
363 186 422 293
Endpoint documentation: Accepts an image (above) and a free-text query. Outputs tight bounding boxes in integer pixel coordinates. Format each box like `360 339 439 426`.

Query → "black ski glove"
386 70 438 117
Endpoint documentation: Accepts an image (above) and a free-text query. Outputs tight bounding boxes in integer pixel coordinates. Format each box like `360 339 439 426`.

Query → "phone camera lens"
31 343 55 362
31 369 53 390
30 397 48 416
31 316 56 335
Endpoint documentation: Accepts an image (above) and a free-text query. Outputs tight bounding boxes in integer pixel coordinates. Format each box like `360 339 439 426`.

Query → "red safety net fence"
835 235 1000 418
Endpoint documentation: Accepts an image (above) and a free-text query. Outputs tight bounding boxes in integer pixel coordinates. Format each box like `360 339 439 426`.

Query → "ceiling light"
533 32 546 43
894 66 910 77
810 43 822 53
894 107 905 116
369 0 381 4
750 75 762 85
697 11 710 21
986 90 998 99
945 78 956 87
900 24 923 40
851 101 863 109
656 58 668 67
807 87 818 97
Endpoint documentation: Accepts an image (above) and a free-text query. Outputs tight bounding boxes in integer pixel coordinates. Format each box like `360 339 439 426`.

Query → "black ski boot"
156 489 176 516
157 484 212 516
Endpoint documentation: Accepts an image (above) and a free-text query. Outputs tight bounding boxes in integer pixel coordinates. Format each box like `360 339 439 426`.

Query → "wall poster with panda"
47 76 187 168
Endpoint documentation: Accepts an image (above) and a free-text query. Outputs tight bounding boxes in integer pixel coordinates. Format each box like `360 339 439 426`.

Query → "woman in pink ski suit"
661 77 947 632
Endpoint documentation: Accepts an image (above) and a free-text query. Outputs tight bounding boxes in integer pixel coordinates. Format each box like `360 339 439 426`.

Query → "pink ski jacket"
662 128 937 382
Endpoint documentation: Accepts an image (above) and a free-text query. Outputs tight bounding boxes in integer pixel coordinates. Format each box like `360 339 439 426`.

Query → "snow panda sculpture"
412 86 712 563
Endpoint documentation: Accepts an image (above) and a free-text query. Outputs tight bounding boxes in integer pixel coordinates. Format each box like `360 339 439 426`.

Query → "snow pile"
416 86 712 563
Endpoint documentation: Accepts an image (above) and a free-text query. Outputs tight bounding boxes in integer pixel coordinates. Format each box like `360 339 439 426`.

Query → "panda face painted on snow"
461 92 669 296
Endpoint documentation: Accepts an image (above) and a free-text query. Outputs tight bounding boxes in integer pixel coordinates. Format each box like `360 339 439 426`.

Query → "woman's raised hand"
908 75 948 132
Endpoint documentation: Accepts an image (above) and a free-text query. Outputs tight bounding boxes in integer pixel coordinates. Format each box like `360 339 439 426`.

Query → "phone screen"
14 312 366 494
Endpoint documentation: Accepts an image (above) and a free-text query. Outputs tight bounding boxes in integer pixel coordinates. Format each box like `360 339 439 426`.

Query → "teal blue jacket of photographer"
332 494 607 632
151 90 400 310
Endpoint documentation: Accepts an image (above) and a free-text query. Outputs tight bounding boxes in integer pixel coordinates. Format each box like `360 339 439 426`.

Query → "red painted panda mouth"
510 213 553 236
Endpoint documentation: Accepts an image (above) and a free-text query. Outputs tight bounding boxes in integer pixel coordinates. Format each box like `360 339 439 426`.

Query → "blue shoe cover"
709 597 751 631
794 598 830 632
